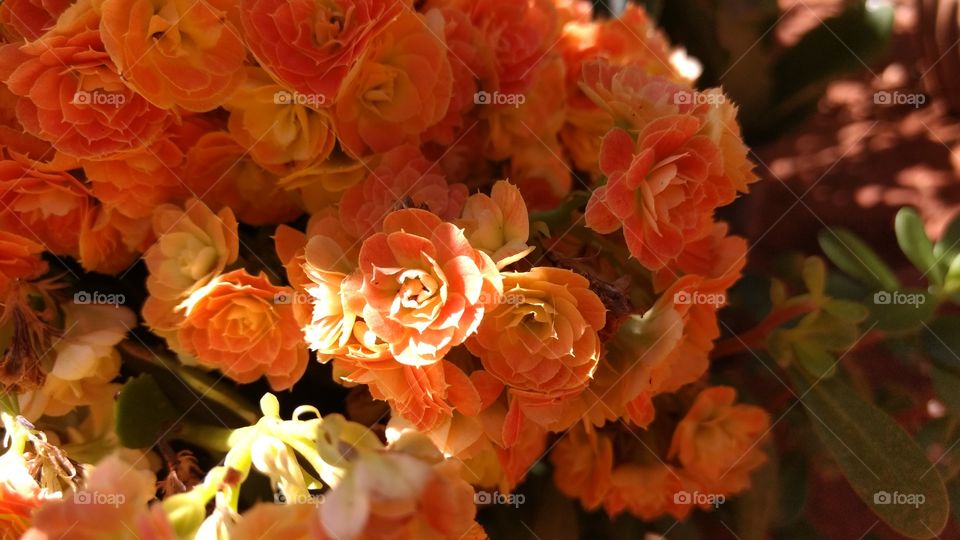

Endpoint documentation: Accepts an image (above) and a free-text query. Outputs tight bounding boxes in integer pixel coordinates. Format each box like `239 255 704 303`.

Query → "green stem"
529 190 591 232
177 422 236 453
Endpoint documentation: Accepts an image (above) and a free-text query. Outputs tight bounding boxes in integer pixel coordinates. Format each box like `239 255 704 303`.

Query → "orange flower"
23 454 157 540
0 4 172 159
339 145 468 239
0 232 47 299
0 0 72 40
467 267 606 399
177 269 309 390
0 483 39 539
318 456 481 540
507 138 572 211
240 0 405 105
603 464 688 521
668 386 770 493
82 139 189 219
435 0 560 96
143 199 239 303
334 9 453 156
184 132 303 226
652 221 748 293
358 208 502 366
550 424 613 509
0 155 91 257
458 180 532 268
585 119 729 270
78 206 153 275
96 0 247 111
225 68 337 178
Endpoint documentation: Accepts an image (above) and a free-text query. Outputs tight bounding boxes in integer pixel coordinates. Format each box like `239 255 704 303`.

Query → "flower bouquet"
0 0 951 538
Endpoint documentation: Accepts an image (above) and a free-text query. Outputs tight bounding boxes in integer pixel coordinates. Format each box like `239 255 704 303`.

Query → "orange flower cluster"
552 386 770 521
0 0 766 529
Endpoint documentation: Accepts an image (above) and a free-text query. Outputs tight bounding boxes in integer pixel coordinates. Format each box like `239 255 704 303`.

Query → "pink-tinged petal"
599 128 635 174
585 186 622 234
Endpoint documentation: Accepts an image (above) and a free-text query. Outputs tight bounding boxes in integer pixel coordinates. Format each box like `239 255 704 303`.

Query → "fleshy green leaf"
790 370 949 538
792 341 837 379
115 374 180 449
896 208 943 286
818 227 899 291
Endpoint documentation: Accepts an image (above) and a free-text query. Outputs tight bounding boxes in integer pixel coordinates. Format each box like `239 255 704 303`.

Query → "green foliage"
790 370 949 538
115 374 180 449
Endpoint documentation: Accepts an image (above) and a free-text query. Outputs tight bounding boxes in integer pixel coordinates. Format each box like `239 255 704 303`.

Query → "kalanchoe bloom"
0 155 92 257
668 386 770 493
184 132 303 226
334 9 454 156
550 424 613 509
225 68 337 180
458 180 533 269
339 145 468 240
95 0 247 111
467 267 606 398
78 206 153 276
176 270 309 390
0 232 47 299
82 139 189 219
358 208 502 366
19 303 136 420
603 464 688 521
22 454 157 540
144 199 239 303
585 118 730 270
318 454 483 540
0 1 172 159
240 0 405 105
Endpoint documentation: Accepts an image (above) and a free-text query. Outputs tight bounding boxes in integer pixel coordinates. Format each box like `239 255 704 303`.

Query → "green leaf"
921 316 960 370
818 228 899 291
792 341 837 379
934 211 960 262
789 370 949 538
896 208 943 286
115 374 181 449
867 289 937 332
